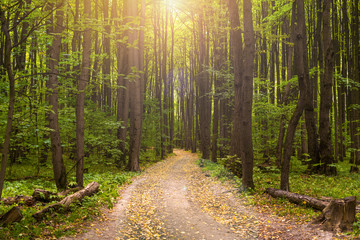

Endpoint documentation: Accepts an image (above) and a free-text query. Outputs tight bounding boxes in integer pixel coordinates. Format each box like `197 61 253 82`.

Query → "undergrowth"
0 149 160 239
198 157 360 238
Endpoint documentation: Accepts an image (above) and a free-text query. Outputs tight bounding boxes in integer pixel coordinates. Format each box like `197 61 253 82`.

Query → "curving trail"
64 149 341 240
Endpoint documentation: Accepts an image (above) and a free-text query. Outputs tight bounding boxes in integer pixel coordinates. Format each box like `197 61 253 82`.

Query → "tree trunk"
318 0 336 175
47 2 67 190
102 0 111 109
75 0 91 187
0 12 16 199
198 11 211 160
349 0 360 171
116 1 129 167
227 0 243 159
241 0 255 189
281 0 308 191
127 0 142 171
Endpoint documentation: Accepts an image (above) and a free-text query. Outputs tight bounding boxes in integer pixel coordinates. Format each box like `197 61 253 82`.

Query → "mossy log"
32 182 99 221
2 195 35 206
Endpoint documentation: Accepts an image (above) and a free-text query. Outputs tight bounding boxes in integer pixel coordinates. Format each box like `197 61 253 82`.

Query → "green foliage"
142 97 161 149
0 168 138 239
197 159 241 185
217 155 242 178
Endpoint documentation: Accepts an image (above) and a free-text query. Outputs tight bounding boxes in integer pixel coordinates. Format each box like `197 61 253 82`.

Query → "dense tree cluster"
0 0 359 197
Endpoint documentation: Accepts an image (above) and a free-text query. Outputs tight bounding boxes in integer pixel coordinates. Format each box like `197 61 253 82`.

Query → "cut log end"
0 207 23 225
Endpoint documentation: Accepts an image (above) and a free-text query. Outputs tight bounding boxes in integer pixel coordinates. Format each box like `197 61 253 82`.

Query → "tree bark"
198 11 211 160
241 0 255 189
227 0 243 159
0 11 16 200
266 188 328 210
116 1 129 167
319 0 336 175
75 0 91 187
280 0 308 191
127 0 142 171
102 0 111 109
47 2 67 190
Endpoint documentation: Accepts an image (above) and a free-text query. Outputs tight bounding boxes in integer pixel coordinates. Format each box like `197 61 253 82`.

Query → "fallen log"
58 186 83 197
0 207 23 225
2 195 35 206
32 182 99 221
265 188 360 213
265 187 328 210
313 196 356 232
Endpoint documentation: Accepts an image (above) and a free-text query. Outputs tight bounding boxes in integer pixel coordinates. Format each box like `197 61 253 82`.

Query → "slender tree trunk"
241 0 255 189
169 11 175 153
76 0 91 187
319 0 336 175
197 11 211 160
103 0 111 109
127 0 141 171
281 0 311 190
306 0 321 172
0 13 16 199
116 1 129 167
47 2 67 190
211 36 220 162
227 0 243 159
350 0 360 171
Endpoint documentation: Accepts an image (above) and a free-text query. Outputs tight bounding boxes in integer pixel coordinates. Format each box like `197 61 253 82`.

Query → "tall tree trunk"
318 0 336 175
162 3 169 155
281 0 310 191
76 0 91 187
0 12 16 199
241 0 255 189
47 2 67 190
227 0 243 159
127 0 142 171
116 0 129 167
103 0 111 109
169 11 175 153
306 0 321 172
350 0 360 171
197 11 211 160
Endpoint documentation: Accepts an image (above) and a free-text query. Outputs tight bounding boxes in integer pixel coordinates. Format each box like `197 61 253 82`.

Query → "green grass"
198 157 360 237
0 149 162 239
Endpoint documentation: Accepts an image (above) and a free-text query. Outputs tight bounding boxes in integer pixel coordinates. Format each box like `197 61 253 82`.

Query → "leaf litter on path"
64 149 350 240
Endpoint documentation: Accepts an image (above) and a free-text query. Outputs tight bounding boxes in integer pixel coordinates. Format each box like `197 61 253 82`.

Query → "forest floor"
62 149 349 240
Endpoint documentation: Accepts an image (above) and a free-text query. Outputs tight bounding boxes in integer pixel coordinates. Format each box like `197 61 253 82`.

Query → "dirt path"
64 149 346 239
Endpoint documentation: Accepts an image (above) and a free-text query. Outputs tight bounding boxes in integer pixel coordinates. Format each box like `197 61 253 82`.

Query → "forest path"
64 149 340 240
